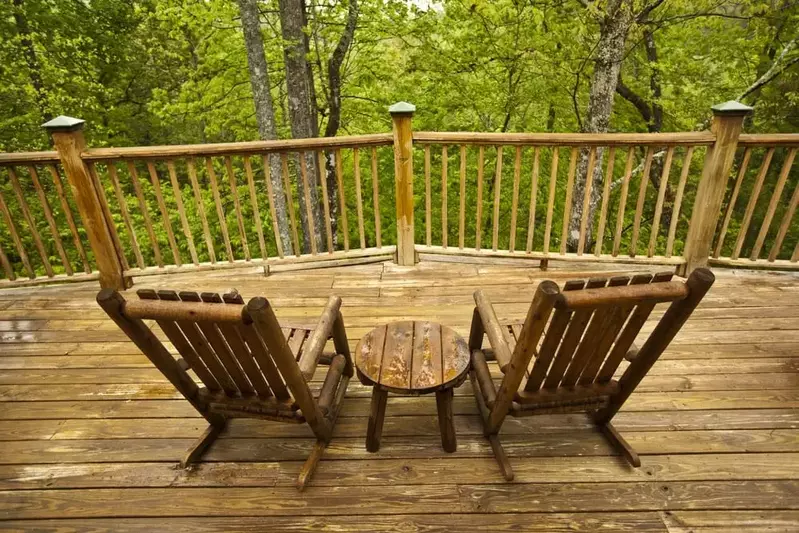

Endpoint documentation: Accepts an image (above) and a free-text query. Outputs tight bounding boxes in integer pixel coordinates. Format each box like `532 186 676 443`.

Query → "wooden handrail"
738 134 799 146
413 131 716 146
0 151 60 165
81 133 393 160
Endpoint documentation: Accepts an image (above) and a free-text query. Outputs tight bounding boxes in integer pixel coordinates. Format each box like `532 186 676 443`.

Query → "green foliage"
0 0 797 279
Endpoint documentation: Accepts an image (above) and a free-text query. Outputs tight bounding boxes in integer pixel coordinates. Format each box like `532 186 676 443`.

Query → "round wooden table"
355 321 470 453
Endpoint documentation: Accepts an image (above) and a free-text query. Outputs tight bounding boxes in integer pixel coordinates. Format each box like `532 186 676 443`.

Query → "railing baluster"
559 147 578 255
128 161 163 267
543 147 559 255
648 146 674 257
206 157 234 262
353 148 366 249
371 147 381 249
750 148 796 260
299 152 317 255
594 146 615 256
666 147 693 258
334 148 349 252
88 163 129 272
476 145 485 251
424 145 431 246
458 145 466 249
630 146 654 257
47 165 91 273
0 240 13 280
732 147 774 259
224 156 251 261
0 187 34 278
509 146 521 252
318 151 334 253
8 166 54 276
491 145 503 251
187 158 216 263
526 147 540 254
262 155 284 259
713 147 750 258
441 145 448 248
147 162 182 266
108 162 144 269
28 165 72 275
577 147 597 255
281 153 301 257
612 149 634 257
769 173 799 262
169 160 199 265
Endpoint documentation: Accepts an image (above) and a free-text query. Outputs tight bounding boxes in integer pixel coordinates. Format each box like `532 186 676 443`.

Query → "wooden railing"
711 135 799 269
412 132 714 267
0 153 97 285
0 101 796 289
82 135 395 279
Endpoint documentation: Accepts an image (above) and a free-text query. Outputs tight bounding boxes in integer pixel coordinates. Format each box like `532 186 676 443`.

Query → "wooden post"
390 102 416 266
681 101 751 274
44 116 128 289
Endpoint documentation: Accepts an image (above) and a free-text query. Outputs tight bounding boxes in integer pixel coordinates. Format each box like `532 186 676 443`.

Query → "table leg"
436 388 457 452
366 386 388 452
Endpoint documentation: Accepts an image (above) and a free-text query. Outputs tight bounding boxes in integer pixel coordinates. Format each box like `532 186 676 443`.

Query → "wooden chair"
97 288 352 490
468 268 715 481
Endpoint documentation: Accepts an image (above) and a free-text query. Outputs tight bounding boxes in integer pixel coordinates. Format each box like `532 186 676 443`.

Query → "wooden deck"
0 259 798 532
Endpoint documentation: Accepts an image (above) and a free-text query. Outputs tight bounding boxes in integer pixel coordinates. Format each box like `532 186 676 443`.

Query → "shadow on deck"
0 259 798 532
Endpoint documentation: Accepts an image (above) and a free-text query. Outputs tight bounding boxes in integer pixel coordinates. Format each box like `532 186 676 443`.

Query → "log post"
43 116 128 289
390 102 416 266
681 101 751 274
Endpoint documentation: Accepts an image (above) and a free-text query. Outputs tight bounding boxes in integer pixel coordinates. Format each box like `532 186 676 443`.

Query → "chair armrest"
299 296 342 380
474 290 513 373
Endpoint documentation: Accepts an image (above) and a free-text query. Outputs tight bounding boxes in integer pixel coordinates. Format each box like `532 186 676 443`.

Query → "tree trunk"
279 0 324 254
567 0 634 252
237 0 294 256
323 0 359 246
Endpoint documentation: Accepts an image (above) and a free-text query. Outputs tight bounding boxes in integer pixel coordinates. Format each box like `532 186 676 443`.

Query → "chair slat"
288 329 308 361
210 292 273 398
240 322 291 402
578 275 650 385
596 272 673 383
560 276 629 387
524 280 584 392
158 290 236 394
542 278 607 389
179 291 251 395
137 289 220 392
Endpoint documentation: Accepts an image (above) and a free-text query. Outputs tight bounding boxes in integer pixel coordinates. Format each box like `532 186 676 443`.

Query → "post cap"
42 115 85 132
388 101 416 115
710 101 753 116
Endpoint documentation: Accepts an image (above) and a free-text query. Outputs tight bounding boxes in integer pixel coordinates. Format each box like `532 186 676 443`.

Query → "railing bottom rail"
415 245 686 267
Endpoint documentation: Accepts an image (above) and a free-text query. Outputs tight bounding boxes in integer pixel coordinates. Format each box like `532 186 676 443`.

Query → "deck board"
0 260 797 531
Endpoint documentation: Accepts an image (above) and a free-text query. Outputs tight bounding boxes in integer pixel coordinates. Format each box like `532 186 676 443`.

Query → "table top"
355 321 470 394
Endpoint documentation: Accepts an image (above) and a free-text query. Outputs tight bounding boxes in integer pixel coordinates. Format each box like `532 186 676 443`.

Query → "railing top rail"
413 131 716 146
738 134 799 146
81 133 393 161
0 151 60 165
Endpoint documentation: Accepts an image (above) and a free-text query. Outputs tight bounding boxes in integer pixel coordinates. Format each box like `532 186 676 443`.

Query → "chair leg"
599 421 641 467
297 439 327 491
470 371 514 481
488 433 514 481
298 373 350 491
180 420 226 468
